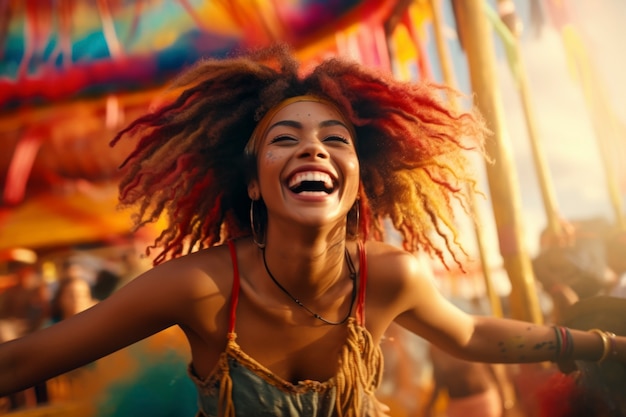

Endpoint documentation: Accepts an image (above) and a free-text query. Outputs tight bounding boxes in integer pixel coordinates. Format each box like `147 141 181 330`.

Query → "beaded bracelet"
553 326 562 361
589 328 614 363
563 326 574 358
552 325 574 361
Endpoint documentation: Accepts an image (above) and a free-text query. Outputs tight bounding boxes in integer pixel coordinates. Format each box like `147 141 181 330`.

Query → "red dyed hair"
111 44 487 266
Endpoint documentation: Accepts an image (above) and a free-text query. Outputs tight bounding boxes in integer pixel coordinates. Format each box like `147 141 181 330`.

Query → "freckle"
517 344 524 348
498 342 504 346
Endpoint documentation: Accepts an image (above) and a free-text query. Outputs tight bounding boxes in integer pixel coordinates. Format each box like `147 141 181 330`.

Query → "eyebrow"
266 119 352 134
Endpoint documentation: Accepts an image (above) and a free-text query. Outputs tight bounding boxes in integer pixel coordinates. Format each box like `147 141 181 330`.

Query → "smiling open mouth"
288 171 336 194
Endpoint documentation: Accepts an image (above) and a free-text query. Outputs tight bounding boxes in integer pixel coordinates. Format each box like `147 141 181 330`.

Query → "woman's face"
249 100 359 230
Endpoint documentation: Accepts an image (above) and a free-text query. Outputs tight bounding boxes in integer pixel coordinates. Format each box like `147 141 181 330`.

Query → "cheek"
258 151 282 190
346 159 360 183
262 150 279 164
347 159 359 173
345 160 360 200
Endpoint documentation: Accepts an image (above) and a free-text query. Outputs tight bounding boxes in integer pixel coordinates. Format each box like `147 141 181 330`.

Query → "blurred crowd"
0 241 151 415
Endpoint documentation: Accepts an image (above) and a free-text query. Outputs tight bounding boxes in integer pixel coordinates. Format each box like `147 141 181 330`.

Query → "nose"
297 139 329 160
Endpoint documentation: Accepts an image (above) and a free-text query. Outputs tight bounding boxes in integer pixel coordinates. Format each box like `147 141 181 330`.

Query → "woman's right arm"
0 251 220 396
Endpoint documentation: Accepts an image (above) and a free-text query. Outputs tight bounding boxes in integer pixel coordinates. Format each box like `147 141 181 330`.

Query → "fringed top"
187 240 385 417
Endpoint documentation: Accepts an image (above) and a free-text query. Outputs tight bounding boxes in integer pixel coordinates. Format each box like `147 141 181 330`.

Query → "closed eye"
324 135 350 144
269 135 297 144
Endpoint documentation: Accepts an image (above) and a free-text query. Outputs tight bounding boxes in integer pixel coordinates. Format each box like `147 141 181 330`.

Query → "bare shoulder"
93 242 238 333
362 241 473 344
139 243 235 297
363 240 434 288
361 241 437 318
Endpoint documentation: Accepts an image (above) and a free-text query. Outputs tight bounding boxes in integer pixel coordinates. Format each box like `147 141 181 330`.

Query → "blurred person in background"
57 257 95 285
44 277 99 406
0 249 49 411
533 217 618 323
0 249 49 335
92 269 122 302
423 297 517 417
424 344 505 417
48 278 98 325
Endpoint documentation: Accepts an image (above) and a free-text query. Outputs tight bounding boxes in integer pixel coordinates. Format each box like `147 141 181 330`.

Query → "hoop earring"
250 199 266 248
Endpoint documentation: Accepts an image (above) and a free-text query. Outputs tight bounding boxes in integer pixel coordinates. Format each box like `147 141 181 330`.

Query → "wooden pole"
494 0 564 238
453 0 542 323
429 0 503 318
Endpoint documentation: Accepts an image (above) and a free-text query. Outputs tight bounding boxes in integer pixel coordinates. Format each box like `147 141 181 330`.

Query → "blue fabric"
192 357 339 417
97 344 197 417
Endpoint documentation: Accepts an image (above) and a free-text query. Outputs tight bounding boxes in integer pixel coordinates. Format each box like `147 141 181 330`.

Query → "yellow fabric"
218 337 235 417
334 319 384 415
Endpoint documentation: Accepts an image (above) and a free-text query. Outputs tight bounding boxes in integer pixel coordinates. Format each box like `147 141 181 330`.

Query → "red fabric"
356 240 367 326
535 372 579 417
227 240 240 334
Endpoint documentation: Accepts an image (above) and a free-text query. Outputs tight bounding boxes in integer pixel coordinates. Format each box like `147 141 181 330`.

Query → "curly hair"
111 44 487 266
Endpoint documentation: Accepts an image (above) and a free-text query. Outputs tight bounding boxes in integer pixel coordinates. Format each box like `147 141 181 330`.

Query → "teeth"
288 171 333 189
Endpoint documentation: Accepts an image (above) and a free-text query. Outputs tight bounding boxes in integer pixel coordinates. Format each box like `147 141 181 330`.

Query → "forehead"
268 100 348 125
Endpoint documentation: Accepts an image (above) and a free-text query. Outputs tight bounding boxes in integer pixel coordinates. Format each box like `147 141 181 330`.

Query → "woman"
49 277 98 324
0 45 623 417
424 344 506 417
44 277 99 406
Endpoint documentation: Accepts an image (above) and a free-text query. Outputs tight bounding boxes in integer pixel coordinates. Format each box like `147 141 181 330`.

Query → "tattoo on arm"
498 334 556 362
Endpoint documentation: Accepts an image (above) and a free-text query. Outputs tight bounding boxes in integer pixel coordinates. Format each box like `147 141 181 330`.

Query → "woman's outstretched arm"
387 248 625 366
0 253 216 396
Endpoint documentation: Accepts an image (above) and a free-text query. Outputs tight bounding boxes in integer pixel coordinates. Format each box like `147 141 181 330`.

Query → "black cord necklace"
261 246 357 325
